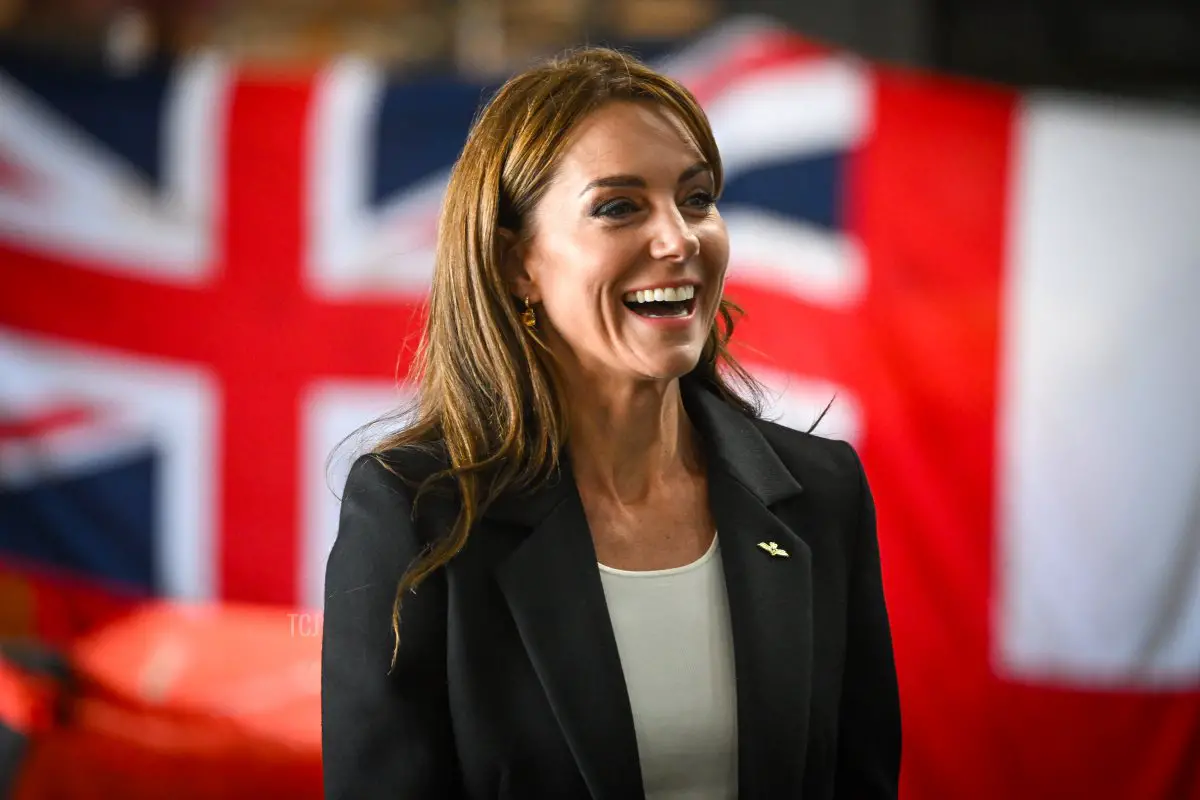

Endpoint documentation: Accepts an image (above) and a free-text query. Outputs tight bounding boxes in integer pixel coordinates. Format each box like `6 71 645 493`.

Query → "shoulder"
345 440 452 494
749 414 863 478
749 415 866 502
339 440 456 548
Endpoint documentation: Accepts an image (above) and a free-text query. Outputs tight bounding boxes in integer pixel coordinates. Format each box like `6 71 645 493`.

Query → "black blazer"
321 383 901 799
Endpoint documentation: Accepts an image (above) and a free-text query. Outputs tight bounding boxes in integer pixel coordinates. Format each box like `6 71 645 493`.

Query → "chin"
639 346 705 381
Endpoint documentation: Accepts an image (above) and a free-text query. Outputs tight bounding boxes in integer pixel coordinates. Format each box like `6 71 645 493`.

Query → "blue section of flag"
0 52 170 187
722 152 844 231
370 77 496 204
0 449 160 593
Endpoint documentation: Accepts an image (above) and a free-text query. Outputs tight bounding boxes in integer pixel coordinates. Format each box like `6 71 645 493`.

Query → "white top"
597 533 738 800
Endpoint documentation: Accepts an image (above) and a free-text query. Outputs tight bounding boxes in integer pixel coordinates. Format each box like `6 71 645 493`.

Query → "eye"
682 190 716 210
592 198 640 218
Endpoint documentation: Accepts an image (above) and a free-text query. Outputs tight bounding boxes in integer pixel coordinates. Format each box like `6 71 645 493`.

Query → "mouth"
621 284 697 319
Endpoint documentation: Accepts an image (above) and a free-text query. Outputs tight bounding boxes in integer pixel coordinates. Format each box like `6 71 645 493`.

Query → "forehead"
555 101 705 181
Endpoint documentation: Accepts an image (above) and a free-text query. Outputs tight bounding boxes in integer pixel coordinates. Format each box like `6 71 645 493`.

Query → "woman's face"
512 100 729 385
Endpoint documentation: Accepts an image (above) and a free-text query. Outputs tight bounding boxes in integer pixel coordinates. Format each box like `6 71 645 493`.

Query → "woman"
322 46 900 799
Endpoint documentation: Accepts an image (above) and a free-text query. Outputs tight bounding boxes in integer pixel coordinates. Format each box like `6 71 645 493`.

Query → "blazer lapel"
492 463 644 800
685 383 814 798
710 469 814 796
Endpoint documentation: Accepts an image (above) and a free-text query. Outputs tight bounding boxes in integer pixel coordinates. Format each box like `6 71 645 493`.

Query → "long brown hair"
371 46 765 662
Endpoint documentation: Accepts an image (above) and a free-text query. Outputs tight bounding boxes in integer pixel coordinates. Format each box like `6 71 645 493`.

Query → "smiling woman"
321 46 900 800
508 99 730 389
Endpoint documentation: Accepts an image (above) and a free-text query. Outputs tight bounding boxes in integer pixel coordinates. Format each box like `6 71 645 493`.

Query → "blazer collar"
680 380 804 505
492 380 814 799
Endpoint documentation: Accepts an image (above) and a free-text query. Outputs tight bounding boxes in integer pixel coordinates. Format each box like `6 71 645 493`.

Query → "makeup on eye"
589 189 717 219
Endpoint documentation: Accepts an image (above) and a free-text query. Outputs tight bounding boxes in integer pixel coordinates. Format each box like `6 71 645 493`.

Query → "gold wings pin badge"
756 541 789 558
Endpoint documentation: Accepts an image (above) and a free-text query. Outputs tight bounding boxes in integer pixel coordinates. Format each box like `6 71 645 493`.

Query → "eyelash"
591 190 716 219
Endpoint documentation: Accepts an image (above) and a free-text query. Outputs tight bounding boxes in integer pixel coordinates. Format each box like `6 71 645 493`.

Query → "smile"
621 284 697 319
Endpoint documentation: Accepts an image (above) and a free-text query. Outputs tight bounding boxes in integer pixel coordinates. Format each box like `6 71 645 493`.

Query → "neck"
564 374 700 504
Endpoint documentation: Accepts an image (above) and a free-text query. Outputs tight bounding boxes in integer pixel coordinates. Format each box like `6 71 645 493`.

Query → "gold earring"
521 296 537 331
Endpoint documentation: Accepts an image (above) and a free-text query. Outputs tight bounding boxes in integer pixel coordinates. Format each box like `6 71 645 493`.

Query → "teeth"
622 285 696 304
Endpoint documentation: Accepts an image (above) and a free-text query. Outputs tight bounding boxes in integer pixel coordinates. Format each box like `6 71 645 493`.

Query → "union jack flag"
1 17 1198 798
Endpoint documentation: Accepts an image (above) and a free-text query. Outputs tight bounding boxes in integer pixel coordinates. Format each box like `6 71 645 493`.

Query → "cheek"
535 252 625 332
699 221 730 280
544 241 636 309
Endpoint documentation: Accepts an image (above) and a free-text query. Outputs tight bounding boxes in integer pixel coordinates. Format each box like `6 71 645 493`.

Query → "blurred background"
0 0 1198 797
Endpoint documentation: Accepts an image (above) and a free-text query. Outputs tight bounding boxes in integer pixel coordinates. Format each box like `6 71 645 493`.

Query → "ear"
497 227 539 303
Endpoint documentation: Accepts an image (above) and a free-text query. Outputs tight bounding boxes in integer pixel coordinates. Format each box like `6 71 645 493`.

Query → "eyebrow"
578 161 712 196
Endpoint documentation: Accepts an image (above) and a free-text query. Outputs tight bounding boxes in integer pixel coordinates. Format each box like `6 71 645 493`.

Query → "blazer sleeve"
321 454 462 800
835 443 902 797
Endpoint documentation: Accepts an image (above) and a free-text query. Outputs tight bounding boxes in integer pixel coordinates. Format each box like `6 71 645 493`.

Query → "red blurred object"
0 562 144 650
11 602 321 798
0 655 60 738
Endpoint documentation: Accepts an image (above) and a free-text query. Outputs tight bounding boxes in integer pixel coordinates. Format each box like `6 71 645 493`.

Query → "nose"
648 204 700 263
